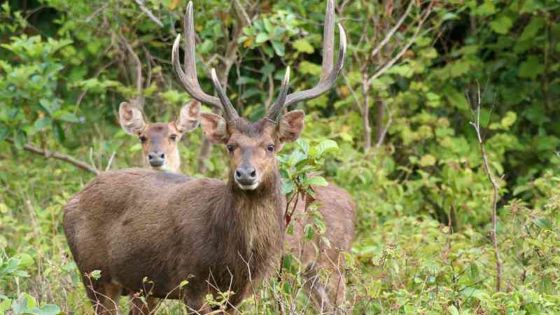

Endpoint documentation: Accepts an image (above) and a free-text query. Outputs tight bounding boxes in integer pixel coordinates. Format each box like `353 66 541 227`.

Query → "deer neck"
220 169 285 267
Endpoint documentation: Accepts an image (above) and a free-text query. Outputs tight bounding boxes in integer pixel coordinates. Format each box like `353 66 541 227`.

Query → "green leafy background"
0 0 559 313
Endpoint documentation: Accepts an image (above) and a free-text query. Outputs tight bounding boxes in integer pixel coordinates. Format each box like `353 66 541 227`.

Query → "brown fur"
285 184 355 312
64 115 301 314
119 101 200 172
134 110 356 313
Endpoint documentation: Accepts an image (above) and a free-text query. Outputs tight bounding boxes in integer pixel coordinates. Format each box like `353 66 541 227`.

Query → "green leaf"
12 293 37 314
17 254 34 269
255 33 269 44
419 154 436 167
33 117 52 131
52 121 65 143
303 176 328 187
500 111 517 128
519 17 545 42
271 40 285 56
475 1 496 16
38 99 60 116
293 39 314 54
0 124 8 142
30 304 61 315
299 61 321 76
57 112 80 123
0 298 11 313
489 15 513 34
448 305 460 315
90 270 102 280
518 56 545 79
282 180 294 195
315 139 339 157
304 224 314 240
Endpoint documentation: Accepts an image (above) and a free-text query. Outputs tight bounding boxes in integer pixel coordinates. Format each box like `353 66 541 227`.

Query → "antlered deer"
120 103 355 312
63 1 346 314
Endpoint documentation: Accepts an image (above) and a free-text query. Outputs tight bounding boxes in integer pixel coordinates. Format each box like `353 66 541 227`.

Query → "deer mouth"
236 182 259 190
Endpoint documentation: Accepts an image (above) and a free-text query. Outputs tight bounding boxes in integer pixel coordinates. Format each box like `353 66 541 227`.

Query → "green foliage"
0 0 559 313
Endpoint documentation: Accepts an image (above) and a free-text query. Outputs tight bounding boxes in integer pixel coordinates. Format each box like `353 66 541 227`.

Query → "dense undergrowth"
1 0 559 314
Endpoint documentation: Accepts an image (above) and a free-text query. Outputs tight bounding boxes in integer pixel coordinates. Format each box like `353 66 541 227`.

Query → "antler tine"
171 2 222 110
266 67 291 122
271 0 347 114
321 0 335 78
210 68 239 121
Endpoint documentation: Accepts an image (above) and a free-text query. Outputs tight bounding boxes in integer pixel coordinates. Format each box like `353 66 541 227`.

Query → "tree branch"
6 139 99 175
120 34 144 109
369 1 414 60
367 2 433 85
134 0 164 28
468 83 503 292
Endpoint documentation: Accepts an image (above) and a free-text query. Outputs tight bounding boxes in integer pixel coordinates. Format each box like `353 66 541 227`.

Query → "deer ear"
119 102 146 135
278 110 304 143
200 112 229 144
175 101 201 133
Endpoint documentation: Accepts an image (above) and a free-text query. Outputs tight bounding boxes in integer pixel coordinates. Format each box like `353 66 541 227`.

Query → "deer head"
172 0 346 190
118 101 201 172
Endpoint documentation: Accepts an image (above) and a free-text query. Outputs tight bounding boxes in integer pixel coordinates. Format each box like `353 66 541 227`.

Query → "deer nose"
235 166 257 186
148 152 165 167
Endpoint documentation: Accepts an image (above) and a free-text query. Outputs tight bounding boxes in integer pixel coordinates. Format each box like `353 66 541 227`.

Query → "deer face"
119 101 200 172
171 0 344 186
200 111 304 190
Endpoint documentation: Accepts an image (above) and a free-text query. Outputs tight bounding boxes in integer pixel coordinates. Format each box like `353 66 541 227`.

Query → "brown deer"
63 1 346 314
120 106 355 312
118 101 201 172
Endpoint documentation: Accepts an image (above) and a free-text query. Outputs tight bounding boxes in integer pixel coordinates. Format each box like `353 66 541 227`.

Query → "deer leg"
326 271 346 313
302 264 332 314
129 295 158 315
84 280 122 315
183 295 212 314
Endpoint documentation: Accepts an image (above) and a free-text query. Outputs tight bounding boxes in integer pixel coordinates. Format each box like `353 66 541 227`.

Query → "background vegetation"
0 0 559 313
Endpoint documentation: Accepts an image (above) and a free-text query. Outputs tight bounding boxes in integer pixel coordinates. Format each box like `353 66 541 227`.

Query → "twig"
468 83 503 292
120 34 144 109
6 139 98 174
374 101 393 148
367 2 433 85
105 151 116 171
369 1 414 60
134 0 164 27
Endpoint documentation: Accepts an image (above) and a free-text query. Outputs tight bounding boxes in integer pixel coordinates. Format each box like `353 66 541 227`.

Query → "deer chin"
150 164 172 173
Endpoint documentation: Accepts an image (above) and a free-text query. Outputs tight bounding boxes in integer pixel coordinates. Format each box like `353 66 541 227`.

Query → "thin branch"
232 0 252 26
370 1 414 60
375 101 393 148
6 139 98 175
134 0 164 28
120 35 144 109
367 1 434 85
105 151 116 171
468 83 503 292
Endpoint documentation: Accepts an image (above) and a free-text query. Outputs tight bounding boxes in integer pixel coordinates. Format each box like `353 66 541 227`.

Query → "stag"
120 102 355 312
63 1 346 314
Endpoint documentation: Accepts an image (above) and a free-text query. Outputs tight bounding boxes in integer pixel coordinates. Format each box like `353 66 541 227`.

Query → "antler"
210 68 239 121
172 2 232 114
266 0 347 121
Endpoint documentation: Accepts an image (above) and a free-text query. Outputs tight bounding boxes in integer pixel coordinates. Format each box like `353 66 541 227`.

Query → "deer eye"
169 134 178 141
266 144 275 152
139 136 147 143
226 144 235 153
